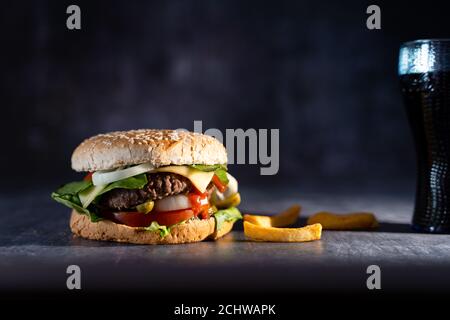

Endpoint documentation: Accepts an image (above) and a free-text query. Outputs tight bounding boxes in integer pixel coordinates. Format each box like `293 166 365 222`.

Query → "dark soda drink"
399 39 450 233
400 70 450 232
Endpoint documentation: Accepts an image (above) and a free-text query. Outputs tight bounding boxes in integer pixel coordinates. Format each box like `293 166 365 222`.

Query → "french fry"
243 205 301 227
244 221 322 242
307 211 378 230
271 205 301 227
243 215 272 228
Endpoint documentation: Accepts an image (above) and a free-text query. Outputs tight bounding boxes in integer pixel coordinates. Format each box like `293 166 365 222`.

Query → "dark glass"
399 39 450 233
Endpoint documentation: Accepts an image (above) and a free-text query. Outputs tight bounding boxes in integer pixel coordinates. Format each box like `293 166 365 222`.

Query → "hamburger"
51 129 242 244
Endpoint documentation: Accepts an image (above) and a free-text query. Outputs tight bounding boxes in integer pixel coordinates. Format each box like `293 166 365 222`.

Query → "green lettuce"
51 180 102 222
97 173 148 196
190 164 229 184
213 207 242 231
190 164 227 172
51 193 91 215
213 168 229 184
55 180 92 195
142 208 242 238
143 208 242 239
144 221 170 237
51 174 148 222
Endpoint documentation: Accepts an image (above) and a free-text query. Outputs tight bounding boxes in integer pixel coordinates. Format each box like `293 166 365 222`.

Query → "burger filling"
100 173 193 210
52 165 242 237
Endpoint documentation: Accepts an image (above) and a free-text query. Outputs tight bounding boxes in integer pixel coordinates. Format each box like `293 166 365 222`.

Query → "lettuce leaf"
51 179 95 219
51 174 147 222
51 191 102 222
143 219 190 238
190 164 227 172
190 164 229 184
51 192 88 214
97 173 148 196
55 180 92 196
144 221 170 237
213 207 242 231
213 168 229 184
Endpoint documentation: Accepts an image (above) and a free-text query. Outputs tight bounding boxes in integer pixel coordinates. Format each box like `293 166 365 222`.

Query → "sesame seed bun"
71 129 227 172
69 211 235 244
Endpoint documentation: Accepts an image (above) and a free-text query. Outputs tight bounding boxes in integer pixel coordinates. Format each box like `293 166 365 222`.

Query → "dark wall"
2 0 450 192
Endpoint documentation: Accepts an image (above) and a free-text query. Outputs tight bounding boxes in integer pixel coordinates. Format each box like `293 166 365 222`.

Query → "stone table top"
1 187 450 294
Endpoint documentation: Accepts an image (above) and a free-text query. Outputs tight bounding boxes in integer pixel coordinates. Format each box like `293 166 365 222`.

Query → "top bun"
71 129 227 172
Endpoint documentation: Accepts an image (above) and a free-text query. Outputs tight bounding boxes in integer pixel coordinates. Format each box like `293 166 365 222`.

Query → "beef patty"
99 173 191 210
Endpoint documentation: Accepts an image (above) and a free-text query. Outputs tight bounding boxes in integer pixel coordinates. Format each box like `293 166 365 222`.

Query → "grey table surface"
1 186 450 294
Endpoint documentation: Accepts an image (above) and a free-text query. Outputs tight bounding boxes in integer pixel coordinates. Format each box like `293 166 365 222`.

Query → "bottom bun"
69 211 235 244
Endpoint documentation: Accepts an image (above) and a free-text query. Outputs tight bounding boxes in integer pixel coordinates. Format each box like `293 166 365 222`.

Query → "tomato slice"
106 209 195 228
212 175 227 193
84 172 93 182
107 211 153 227
151 209 195 227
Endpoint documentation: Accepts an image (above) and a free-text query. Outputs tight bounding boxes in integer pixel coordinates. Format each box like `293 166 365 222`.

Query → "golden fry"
243 205 301 227
271 204 301 227
307 211 378 230
243 215 272 228
244 221 322 242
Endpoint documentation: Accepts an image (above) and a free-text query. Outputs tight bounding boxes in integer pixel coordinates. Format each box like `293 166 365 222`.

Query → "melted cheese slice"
153 166 215 193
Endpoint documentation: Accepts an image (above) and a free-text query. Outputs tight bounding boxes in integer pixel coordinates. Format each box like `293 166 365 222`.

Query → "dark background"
2 0 450 193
